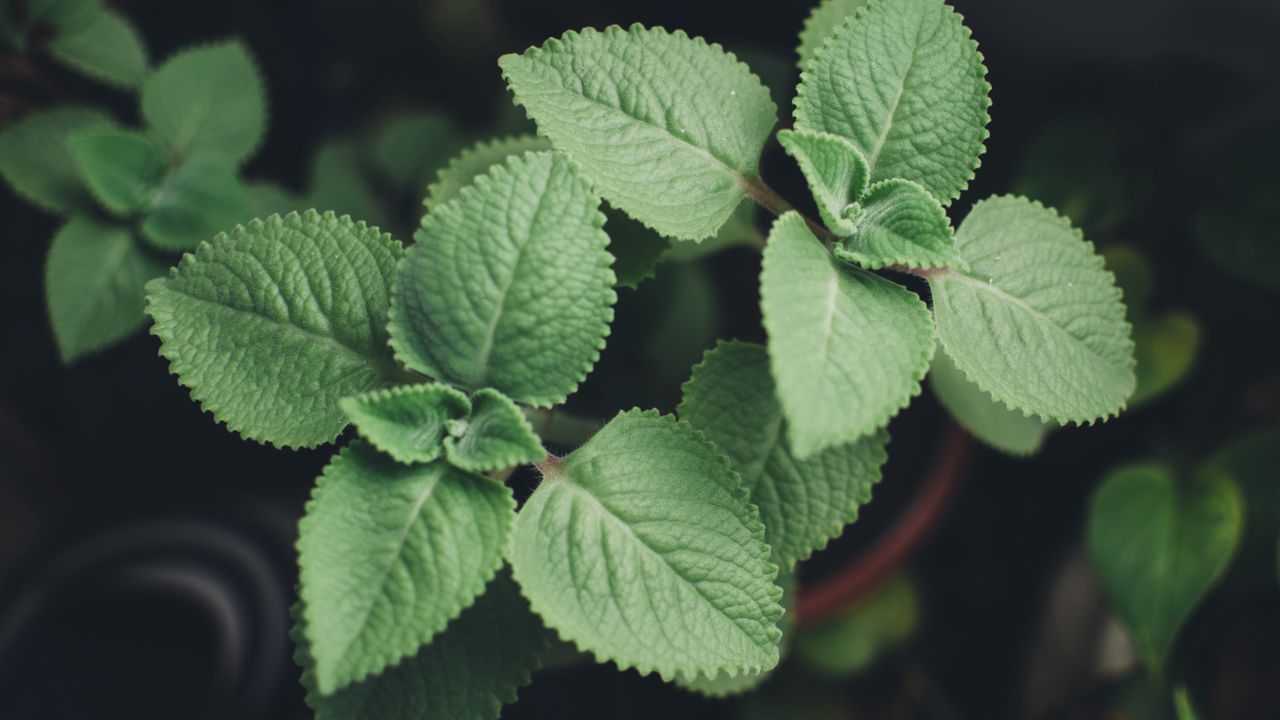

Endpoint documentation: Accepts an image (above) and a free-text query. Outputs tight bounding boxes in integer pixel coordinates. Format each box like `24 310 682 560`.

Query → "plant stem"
741 175 834 243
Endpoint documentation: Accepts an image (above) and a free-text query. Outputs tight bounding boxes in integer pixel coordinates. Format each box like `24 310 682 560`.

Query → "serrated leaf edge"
339 383 472 465
423 134 550 211
833 177 970 272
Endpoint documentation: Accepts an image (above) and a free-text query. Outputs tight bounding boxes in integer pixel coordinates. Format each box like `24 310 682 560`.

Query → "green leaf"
776 128 868 236
1086 462 1243 677
48 9 147 88
24 0 99 34
308 138 388 229
930 197 1134 426
604 208 671 288
45 216 165 363
760 212 934 458
796 0 867 69
794 574 919 677
1200 425 1280 586
245 180 305 218
1173 686 1202 720
147 211 405 448
662 200 762 262
298 442 516 694
425 135 552 211
370 110 464 194
679 341 888 568
794 0 990 204
339 384 472 465
444 389 544 472
140 158 250 251
928 348 1046 456
141 41 266 164
1195 206 1280 291
293 573 550 720
500 24 777 241
0 106 113 213
834 179 968 271
67 129 166 214
389 151 616 406
1131 313 1199 407
508 409 784 681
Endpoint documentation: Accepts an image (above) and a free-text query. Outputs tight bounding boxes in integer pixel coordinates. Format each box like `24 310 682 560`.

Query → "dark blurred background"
1 0 1277 718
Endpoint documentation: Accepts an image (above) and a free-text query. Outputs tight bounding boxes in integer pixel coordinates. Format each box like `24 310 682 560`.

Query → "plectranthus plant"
143 0 1137 716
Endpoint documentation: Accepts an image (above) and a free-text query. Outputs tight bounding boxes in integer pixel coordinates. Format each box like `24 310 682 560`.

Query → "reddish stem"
794 422 973 628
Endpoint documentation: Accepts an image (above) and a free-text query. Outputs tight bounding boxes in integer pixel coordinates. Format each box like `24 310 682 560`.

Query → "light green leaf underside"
141 40 266 164
795 573 918 676
679 341 888 568
67 129 165 215
929 196 1135 424
834 178 967 271
928 348 1046 456
294 572 550 720
147 210 404 448
445 389 544 472
761 212 934 458
500 24 777 241
298 443 516 694
1086 462 1242 677
796 0 868 69
508 409 784 682
777 127 868 236
45 216 165 363
425 134 552 211
48 9 148 88
140 157 251 251
794 0 990 204
0 106 114 213
340 384 472 465
389 151 616 407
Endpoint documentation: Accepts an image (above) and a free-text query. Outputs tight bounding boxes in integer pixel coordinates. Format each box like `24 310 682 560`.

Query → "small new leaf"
339 384 472 465
833 179 968 271
67 129 166 215
140 157 251 251
929 348 1046 456
777 128 868 236
0 107 113 213
425 135 552 211
48 9 148 88
444 389 545 472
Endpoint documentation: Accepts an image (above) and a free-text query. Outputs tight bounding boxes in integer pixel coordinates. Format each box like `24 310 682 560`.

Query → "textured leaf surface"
929 349 1045 456
140 158 250 251
340 384 472 465
679 341 888 568
777 128 868 236
45 216 164 363
509 410 784 681
48 9 147 87
298 442 516 694
147 211 404 448
141 41 266 163
500 24 777 241
445 389 544 472
0 107 113 212
389 151 615 406
1087 463 1242 676
67 129 165 214
425 135 552 211
834 179 967 271
794 0 990 203
295 573 549 720
797 0 867 69
761 212 934 458
929 196 1135 423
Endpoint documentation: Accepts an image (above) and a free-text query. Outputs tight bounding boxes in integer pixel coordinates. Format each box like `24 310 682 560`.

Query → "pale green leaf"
0 106 113 212
796 0 867 69
1087 462 1243 677
500 24 777 241
795 574 918 676
662 201 762 261
679 341 888 568
1131 313 1199 407
48 9 147 88
508 409 784 681
146 211 405 448
298 442 516 694
760 212 934 458
794 0 990 204
141 41 266 164
425 135 552 211
140 157 251 251
928 196 1135 424
834 179 968 271
389 151 616 406
604 208 671 288
45 216 164 363
928 348 1046 456
444 389 544 472
339 384 472 465
776 128 868 236
67 129 165 214
370 110 463 193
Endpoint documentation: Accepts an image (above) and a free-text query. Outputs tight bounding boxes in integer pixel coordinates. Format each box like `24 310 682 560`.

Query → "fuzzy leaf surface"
0 107 113 212
761 212 934 458
929 196 1135 424
67 129 165 214
147 211 404 448
834 179 967 270
679 341 888 568
425 135 552 211
777 128 868 236
444 389 544 472
508 409 784 681
928 348 1046 456
48 9 147 87
140 158 251 251
298 443 516 694
340 384 472 465
795 0 990 204
389 151 615 406
500 24 777 241
797 0 867 69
